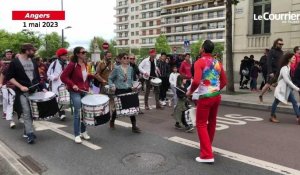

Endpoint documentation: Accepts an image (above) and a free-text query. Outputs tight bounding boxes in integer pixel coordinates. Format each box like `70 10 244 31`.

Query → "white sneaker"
160 100 166 106
19 118 24 124
80 132 90 140
59 115 66 121
10 121 16 129
74 136 82 143
195 157 214 163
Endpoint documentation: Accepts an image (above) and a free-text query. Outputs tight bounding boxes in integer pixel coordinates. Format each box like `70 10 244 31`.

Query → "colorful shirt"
190 53 227 97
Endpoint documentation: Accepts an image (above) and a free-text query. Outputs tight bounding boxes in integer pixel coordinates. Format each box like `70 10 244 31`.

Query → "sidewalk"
221 83 295 114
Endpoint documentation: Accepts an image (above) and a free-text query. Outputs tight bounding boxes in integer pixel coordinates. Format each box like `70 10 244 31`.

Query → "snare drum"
81 94 110 126
184 107 196 127
28 92 59 119
103 85 115 95
150 78 162 86
114 92 140 117
57 85 70 105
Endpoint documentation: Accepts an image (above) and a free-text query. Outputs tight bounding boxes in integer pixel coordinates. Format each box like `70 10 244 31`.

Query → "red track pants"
196 95 221 159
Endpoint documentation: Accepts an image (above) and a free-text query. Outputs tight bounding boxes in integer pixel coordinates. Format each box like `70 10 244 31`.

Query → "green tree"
38 32 69 59
109 39 117 58
226 0 240 93
212 42 224 58
89 37 118 59
190 39 203 60
139 48 150 59
0 29 42 56
155 34 171 54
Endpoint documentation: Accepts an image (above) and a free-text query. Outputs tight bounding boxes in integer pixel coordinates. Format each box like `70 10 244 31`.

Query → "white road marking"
168 136 300 175
34 121 101 150
114 120 132 128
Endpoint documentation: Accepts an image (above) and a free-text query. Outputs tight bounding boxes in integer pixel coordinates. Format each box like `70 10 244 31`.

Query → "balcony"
140 6 161 13
247 35 270 49
161 15 225 26
163 26 225 35
114 3 129 9
140 0 160 5
114 11 129 17
160 4 225 17
116 35 129 40
161 0 198 8
140 15 161 21
114 28 130 32
114 20 129 24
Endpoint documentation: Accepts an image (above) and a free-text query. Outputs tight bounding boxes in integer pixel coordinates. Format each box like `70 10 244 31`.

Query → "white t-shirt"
82 69 87 82
169 72 179 86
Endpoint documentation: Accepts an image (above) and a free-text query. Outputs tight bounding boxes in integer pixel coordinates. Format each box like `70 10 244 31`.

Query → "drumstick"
174 86 187 93
28 83 40 89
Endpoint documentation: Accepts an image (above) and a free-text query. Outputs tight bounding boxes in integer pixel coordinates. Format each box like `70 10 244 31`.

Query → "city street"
0 95 299 175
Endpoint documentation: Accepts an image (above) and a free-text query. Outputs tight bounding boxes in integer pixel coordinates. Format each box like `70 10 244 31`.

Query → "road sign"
184 40 190 47
102 42 109 51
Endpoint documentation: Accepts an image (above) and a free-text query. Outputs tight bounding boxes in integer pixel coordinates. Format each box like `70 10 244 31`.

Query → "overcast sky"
0 0 116 49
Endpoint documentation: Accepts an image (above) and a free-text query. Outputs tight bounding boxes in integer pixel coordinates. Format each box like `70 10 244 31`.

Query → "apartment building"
114 0 226 53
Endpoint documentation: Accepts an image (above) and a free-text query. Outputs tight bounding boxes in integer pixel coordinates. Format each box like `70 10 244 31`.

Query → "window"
157 29 161 34
157 11 161 16
183 25 189 31
125 40 128 45
131 16 134 20
131 32 134 36
208 1 215 8
142 22 146 27
131 7 134 12
131 0 134 3
253 0 271 34
136 39 139 44
208 22 216 29
192 24 199 31
175 36 183 42
216 32 223 39
142 39 146 44
119 2 122 6
217 11 224 17
183 16 189 21
149 21 154 26
217 21 224 28
131 40 134 44
157 2 161 7
208 12 214 18
136 31 139 35
136 15 139 19
136 6 139 11
131 24 134 28
149 12 153 17
157 20 161 25
192 34 198 41
142 13 146 18
175 26 182 32
149 30 153 35
207 33 213 39
142 4 146 10
149 3 153 8
136 23 139 27
142 30 146 35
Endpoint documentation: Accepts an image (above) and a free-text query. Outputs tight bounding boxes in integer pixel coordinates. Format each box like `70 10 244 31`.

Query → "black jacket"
176 86 187 99
259 55 268 75
6 57 44 93
130 63 140 81
293 64 300 87
267 47 283 74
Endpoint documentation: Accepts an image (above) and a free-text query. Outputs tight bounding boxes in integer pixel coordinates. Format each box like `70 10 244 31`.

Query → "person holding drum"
108 53 141 133
61 46 94 144
138 49 163 110
6 43 47 144
47 48 68 120
0 49 16 128
186 40 227 164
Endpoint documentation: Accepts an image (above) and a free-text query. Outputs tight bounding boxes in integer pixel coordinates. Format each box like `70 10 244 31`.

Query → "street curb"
221 100 294 114
0 140 37 175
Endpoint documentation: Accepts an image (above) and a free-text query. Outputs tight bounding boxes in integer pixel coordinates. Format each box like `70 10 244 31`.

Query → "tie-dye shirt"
190 53 227 96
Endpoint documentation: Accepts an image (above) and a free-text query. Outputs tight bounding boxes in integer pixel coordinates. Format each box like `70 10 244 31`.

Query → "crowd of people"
0 40 226 164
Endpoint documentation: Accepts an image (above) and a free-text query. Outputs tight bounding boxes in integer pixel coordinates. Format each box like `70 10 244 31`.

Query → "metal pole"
61 29 64 47
61 0 63 11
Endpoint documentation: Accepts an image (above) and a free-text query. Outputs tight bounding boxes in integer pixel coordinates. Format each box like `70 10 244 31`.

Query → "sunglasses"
278 43 284 46
129 57 135 60
122 56 129 60
79 51 87 54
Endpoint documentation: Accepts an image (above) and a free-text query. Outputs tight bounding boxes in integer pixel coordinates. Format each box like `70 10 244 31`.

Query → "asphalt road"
0 96 299 175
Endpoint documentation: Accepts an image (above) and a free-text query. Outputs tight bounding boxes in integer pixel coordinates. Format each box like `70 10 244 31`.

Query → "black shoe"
132 126 141 133
26 133 35 144
239 86 244 89
244 86 249 89
185 126 194 133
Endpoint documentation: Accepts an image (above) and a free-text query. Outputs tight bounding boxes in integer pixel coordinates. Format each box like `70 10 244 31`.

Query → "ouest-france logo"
254 12 300 24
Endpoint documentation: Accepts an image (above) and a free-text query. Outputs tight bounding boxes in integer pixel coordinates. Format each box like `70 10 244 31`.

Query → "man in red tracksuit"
187 40 227 163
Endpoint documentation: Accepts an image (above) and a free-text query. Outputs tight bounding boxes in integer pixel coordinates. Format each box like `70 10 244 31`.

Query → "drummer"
6 43 47 144
94 51 115 127
0 49 16 128
47 48 68 120
108 53 141 133
61 46 94 144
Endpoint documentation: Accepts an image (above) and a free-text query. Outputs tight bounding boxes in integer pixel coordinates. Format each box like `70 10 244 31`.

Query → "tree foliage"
38 32 69 59
190 39 203 60
155 34 171 54
0 29 42 57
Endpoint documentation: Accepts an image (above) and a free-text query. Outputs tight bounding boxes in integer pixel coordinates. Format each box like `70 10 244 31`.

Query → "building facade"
114 0 226 53
231 0 300 79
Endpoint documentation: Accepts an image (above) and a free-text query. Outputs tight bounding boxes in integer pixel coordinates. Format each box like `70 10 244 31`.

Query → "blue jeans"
271 92 300 117
70 91 86 136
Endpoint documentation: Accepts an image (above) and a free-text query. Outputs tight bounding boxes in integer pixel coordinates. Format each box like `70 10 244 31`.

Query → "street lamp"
61 26 72 47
